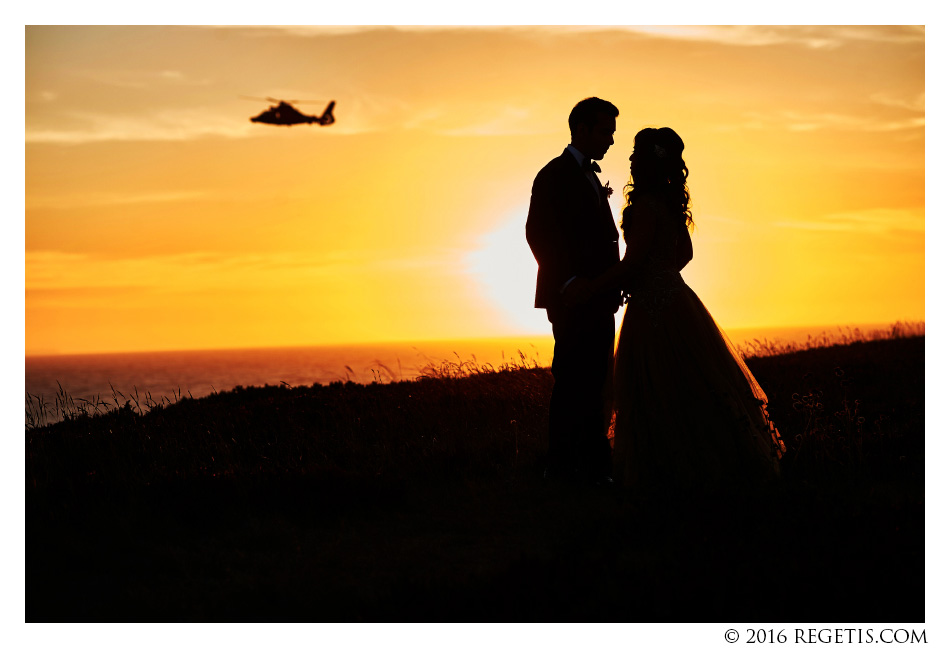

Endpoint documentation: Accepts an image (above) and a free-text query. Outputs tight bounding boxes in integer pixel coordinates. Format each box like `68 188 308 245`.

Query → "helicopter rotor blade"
273 98 327 105
240 95 328 105
238 95 300 104
273 97 329 104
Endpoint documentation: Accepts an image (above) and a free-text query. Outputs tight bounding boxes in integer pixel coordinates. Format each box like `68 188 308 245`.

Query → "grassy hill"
26 335 924 621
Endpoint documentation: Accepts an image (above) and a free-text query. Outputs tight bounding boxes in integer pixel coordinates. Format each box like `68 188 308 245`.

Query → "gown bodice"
622 200 688 325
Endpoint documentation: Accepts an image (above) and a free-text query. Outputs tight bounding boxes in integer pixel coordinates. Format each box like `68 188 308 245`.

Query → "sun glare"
466 206 551 336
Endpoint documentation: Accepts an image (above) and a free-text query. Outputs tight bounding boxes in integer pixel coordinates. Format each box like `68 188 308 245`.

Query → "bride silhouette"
575 127 785 495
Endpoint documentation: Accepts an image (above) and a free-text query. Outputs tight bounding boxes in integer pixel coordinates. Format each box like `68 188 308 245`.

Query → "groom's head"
569 97 618 161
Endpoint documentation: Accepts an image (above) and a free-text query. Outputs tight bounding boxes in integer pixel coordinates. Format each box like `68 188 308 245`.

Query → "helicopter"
245 97 336 126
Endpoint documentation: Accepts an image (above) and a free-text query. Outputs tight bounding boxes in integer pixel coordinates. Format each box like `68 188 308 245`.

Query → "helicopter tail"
318 101 336 126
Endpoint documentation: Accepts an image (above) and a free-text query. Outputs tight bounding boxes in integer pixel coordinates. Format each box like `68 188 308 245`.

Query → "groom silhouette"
526 97 621 485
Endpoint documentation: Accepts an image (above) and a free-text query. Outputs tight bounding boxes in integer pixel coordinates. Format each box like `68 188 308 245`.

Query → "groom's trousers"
547 305 615 480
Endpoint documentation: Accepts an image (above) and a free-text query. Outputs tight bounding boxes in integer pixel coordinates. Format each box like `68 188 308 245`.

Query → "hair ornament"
654 144 667 158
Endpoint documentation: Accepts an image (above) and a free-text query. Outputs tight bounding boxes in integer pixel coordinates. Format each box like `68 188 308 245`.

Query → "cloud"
26 93 400 143
25 109 258 144
204 25 925 51
25 249 460 294
71 66 212 90
870 92 926 112
782 112 925 133
172 24 888 55
441 106 547 136
720 109 924 134
207 25 402 37
773 207 924 233
26 191 207 210
609 25 924 49
39 100 916 145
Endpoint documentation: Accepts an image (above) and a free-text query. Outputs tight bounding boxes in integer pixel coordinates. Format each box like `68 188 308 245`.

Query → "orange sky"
24 25 925 355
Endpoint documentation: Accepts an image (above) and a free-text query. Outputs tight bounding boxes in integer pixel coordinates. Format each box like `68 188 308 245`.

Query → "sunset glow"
25 25 925 355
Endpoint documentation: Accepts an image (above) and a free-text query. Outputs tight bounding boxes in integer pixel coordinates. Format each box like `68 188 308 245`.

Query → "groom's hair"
569 97 619 134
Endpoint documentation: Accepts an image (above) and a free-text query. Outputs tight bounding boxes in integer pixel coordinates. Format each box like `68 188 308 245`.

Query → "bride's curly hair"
623 127 693 231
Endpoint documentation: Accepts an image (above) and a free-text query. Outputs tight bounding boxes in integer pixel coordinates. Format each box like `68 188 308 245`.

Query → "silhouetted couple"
526 97 785 495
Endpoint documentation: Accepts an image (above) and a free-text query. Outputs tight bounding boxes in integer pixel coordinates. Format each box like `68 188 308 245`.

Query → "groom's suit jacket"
526 148 621 313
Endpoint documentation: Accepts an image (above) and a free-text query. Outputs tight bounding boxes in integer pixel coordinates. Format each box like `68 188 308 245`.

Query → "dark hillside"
26 337 924 621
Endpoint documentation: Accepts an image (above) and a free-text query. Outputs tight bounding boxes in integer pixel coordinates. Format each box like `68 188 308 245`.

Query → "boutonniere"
603 181 613 198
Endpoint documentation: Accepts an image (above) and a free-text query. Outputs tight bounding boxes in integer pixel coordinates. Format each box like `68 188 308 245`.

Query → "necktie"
584 160 602 202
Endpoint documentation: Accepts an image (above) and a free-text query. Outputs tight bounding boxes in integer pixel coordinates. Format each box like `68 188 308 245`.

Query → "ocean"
24 337 557 409
24 323 897 414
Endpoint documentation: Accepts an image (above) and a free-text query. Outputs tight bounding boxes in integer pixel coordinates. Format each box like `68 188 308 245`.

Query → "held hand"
613 289 625 311
562 277 593 307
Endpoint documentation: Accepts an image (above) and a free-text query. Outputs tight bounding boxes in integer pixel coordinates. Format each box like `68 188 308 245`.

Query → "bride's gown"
612 198 785 493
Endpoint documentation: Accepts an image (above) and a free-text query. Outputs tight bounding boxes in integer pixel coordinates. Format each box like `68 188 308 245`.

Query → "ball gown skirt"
612 273 785 495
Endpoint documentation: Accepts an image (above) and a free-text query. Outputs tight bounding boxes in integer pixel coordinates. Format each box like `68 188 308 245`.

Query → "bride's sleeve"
676 223 693 270
618 199 658 274
588 200 657 295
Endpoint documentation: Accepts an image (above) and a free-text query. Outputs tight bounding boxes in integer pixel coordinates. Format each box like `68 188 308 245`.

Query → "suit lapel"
560 149 619 241
561 149 601 206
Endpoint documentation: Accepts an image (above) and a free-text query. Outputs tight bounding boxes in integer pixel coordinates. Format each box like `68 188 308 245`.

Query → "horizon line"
24 319 923 359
